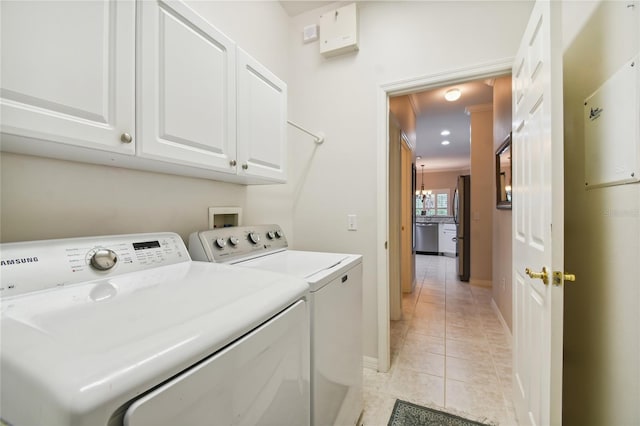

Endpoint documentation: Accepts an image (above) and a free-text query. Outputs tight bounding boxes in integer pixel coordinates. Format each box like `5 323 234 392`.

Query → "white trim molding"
363 356 378 371
491 298 513 348
376 57 514 372
470 279 493 288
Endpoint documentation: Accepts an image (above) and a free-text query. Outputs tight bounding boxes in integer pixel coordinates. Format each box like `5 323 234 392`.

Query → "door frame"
375 59 514 372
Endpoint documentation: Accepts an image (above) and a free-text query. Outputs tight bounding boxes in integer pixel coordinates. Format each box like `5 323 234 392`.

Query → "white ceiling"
279 1 335 16
394 80 494 172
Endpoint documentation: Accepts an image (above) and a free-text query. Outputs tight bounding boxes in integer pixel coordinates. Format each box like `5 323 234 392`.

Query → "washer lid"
0 261 308 426
236 250 362 292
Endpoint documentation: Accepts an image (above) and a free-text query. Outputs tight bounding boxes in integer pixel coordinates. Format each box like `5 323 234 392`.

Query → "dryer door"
124 300 310 426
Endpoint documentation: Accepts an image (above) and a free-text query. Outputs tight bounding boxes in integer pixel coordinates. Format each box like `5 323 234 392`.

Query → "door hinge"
385 241 388 249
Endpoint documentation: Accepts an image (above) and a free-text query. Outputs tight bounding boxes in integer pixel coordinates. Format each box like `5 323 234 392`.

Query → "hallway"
362 255 518 425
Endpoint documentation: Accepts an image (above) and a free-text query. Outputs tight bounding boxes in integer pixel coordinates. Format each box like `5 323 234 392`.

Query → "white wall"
0 1 296 244
562 1 640 423
468 105 494 286
288 1 534 359
492 75 513 331
418 168 470 217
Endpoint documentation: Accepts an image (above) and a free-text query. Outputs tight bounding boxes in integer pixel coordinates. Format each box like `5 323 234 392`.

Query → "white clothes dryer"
189 225 363 426
0 232 310 426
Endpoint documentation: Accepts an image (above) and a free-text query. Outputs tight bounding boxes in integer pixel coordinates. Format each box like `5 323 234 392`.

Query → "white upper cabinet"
237 48 287 183
0 0 287 184
0 0 135 154
137 0 237 173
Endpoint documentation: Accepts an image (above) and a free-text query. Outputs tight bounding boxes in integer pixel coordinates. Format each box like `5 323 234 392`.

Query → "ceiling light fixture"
444 88 461 102
441 140 450 146
440 130 450 136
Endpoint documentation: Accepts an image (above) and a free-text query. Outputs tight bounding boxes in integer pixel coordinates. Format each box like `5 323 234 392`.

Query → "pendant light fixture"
419 164 426 196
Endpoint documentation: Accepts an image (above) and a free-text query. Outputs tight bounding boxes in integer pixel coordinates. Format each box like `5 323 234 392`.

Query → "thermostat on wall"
303 24 318 43
319 3 359 57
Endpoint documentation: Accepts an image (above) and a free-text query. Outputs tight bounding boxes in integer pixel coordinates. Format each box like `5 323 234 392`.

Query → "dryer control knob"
90 248 118 271
248 232 261 244
229 236 239 246
275 230 283 239
214 238 226 249
267 231 275 240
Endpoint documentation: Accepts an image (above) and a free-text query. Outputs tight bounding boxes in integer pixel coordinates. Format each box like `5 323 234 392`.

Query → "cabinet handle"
229 160 237 167
242 164 248 170
120 133 133 143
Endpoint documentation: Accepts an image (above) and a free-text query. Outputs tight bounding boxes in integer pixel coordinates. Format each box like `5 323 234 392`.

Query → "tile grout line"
381 255 517 424
443 256 449 408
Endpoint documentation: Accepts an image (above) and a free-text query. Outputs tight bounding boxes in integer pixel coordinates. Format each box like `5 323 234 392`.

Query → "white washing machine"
189 225 363 426
0 232 310 426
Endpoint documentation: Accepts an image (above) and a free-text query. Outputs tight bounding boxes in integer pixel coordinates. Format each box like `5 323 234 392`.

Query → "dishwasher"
415 222 439 254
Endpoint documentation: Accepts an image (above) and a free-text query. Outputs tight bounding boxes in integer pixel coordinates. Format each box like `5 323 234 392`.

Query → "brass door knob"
553 271 576 286
525 266 549 285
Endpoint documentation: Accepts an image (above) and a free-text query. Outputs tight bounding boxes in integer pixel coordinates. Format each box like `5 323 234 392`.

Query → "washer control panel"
189 224 288 263
0 233 189 298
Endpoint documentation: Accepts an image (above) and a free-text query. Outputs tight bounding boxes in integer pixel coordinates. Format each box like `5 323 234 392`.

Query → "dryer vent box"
208 207 242 229
319 3 358 57
584 56 639 189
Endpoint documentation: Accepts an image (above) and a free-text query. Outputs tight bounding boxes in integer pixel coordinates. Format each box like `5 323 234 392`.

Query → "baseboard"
491 299 513 347
402 278 417 294
470 279 492 288
363 356 378 371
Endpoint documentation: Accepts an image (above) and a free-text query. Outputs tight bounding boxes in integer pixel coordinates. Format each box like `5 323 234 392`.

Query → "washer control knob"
229 236 239 246
275 230 284 239
248 232 261 244
90 248 118 271
214 238 226 249
267 231 276 240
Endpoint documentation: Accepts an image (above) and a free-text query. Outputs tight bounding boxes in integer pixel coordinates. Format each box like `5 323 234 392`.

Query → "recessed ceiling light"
441 140 450 146
444 88 461 102
440 130 450 136
416 156 422 160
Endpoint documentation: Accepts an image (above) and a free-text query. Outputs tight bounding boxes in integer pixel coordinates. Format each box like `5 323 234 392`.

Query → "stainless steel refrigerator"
453 175 470 282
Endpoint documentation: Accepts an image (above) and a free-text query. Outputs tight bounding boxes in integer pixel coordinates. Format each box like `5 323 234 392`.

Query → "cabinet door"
237 48 287 183
138 0 236 172
0 0 135 154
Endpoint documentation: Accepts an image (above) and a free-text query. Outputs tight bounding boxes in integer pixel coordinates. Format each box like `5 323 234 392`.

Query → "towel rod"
287 120 325 144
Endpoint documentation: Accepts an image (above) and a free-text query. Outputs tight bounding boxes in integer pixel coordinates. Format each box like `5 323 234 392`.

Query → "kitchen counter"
416 216 455 224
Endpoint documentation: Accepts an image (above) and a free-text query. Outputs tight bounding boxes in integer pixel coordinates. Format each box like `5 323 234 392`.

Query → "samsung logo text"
1 257 39 266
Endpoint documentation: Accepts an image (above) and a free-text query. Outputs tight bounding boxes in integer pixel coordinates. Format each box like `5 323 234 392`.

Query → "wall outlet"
501 277 506 290
347 214 357 231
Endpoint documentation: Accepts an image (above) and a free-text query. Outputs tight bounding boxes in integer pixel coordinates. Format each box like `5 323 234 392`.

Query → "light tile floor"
361 255 518 425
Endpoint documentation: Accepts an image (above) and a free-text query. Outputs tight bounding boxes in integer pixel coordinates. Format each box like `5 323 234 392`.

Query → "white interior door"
512 1 565 425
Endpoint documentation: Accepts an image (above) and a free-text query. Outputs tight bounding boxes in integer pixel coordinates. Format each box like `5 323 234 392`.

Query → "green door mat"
387 400 491 426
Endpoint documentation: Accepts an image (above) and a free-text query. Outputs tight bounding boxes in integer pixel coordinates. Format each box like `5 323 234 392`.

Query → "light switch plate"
347 214 357 231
